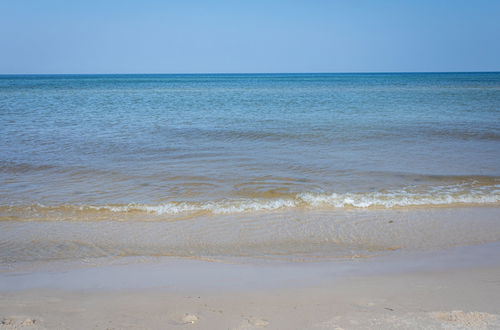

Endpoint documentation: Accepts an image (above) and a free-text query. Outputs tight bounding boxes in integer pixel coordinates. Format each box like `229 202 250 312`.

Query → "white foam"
297 191 500 208
96 199 298 215
15 183 498 217
86 185 500 216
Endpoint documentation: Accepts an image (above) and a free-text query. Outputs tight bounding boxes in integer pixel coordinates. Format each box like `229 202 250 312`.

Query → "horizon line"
1 70 500 76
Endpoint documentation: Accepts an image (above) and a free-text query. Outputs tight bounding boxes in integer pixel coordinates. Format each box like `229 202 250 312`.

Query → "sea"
1 73 499 263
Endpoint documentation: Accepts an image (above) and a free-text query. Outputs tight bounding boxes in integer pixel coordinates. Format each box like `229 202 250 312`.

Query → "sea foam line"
2 185 499 217
91 188 500 215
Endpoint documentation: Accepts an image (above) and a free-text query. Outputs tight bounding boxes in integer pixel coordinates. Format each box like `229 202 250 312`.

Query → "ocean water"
1 73 500 262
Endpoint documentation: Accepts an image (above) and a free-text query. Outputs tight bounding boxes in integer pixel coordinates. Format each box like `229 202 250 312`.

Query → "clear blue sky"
1 0 499 74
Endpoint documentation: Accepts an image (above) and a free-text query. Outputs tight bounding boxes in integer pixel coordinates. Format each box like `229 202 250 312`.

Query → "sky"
0 0 499 74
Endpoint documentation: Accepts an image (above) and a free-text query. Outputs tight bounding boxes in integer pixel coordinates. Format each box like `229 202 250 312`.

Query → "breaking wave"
1 181 499 221
94 187 500 215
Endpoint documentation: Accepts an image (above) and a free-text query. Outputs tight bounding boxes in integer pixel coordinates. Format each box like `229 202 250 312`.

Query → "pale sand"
1 267 499 329
1 207 499 329
1 245 500 330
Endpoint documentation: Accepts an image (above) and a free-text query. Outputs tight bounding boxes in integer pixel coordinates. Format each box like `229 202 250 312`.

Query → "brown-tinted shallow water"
1 207 499 266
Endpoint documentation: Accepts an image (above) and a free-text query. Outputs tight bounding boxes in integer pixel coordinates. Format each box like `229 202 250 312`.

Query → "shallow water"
1 207 499 265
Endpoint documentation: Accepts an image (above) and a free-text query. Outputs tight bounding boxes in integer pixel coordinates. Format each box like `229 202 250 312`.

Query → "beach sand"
1 266 499 329
1 242 500 330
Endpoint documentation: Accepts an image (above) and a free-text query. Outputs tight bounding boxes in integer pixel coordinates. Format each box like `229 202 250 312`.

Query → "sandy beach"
1 238 500 329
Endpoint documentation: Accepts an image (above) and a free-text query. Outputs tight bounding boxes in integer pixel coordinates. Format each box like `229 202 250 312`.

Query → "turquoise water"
1 73 500 220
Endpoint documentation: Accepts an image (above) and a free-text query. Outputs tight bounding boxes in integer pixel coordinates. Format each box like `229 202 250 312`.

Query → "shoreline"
2 242 500 329
2 240 500 291
2 207 500 265
1 206 500 328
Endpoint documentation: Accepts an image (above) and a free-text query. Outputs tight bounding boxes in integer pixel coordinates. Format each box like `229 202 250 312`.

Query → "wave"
1 181 499 220
94 186 500 214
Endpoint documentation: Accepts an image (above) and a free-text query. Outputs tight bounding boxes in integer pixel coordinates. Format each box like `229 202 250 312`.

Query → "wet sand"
1 241 500 329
